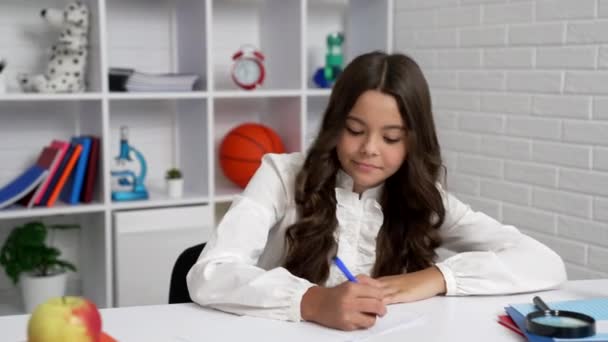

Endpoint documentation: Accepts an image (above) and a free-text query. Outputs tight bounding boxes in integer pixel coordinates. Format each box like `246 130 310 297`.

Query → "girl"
187 52 566 331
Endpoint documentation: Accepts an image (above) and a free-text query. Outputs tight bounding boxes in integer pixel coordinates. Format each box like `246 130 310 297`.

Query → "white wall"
394 0 608 280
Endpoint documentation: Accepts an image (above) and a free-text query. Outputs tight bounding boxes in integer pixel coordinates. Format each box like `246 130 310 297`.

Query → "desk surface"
1 279 607 342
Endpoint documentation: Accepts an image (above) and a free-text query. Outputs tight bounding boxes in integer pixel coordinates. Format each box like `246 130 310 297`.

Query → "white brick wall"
395 0 608 279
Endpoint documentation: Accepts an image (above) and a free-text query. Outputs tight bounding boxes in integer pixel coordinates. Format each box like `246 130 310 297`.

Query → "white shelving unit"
0 0 393 315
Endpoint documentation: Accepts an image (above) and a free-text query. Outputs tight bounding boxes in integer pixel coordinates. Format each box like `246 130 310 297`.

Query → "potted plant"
166 167 183 198
0 221 79 313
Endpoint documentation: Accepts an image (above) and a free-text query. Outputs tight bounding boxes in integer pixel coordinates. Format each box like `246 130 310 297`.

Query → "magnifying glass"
525 296 596 338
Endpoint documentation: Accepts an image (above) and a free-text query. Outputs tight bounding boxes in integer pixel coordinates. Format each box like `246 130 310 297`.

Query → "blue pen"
333 256 358 283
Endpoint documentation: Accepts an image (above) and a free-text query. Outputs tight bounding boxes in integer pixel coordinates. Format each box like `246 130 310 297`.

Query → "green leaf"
55 260 77 272
165 168 182 179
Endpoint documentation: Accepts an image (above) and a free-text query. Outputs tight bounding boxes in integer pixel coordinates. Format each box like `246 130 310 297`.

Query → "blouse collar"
336 168 384 201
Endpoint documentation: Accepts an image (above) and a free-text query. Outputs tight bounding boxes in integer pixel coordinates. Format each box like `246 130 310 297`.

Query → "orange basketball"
219 123 285 188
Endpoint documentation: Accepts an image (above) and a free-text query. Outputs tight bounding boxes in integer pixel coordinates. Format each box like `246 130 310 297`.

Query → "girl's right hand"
300 275 387 331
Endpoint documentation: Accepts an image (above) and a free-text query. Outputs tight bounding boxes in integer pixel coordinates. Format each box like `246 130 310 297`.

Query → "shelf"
306 89 331 96
213 90 302 98
306 0 392 88
108 98 209 199
0 93 103 102
213 96 302 152
0 203 106 220
0 0 392 311
213 96 302 194
0 289 24 317
212 0 301 91
0 2 104 93
213 194 237 203
107 92 208 100
105 0 208 92
110 192 210 211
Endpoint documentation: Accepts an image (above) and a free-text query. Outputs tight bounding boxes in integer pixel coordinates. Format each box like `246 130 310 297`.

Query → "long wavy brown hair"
283 52 446 284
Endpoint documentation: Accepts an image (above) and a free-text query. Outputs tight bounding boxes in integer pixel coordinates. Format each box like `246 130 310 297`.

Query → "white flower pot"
20 271 68 313
167 178 184 198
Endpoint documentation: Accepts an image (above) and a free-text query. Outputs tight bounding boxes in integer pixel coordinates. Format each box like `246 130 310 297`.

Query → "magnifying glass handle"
533 296 551 311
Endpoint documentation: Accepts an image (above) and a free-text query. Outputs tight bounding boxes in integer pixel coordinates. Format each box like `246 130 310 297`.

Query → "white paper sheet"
215 304 425 342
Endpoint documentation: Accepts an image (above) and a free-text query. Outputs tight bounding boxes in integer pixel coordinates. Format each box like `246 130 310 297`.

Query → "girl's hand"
300 275 387 331
377 266 447 305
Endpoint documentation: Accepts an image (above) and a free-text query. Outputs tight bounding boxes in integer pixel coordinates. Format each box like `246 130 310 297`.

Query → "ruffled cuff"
287 283 316 322
435 261 458 296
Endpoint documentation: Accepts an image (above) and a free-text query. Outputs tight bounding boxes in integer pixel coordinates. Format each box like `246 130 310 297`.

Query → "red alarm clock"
231 45 265 90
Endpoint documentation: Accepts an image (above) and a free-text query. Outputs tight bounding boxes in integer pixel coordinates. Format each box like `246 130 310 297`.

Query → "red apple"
27 296 102 342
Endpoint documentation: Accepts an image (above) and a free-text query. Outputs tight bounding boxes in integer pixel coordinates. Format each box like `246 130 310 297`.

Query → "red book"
34 140 70 205
497 314 524 337
81 136 100 203
18 146 61 207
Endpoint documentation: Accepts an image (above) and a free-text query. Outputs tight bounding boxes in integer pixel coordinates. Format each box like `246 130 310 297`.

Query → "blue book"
0 165 48 209
506 306 553 342
60 136 92 204
506 298 608 341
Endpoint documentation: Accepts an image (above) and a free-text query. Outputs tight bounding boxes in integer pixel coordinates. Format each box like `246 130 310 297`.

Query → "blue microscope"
111 126 149 201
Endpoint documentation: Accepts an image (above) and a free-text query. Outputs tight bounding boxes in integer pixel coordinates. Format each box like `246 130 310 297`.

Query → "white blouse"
186 153 566 322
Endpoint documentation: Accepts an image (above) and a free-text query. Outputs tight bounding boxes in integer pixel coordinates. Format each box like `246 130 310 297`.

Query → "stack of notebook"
499 298 608 341
109 67 201 92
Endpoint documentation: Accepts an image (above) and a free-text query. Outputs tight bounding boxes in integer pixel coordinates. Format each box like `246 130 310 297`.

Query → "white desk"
1 279 607 342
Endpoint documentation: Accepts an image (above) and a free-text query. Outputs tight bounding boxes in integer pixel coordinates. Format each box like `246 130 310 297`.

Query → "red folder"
34 140 70 205
18 146 61 207
497 314 524 337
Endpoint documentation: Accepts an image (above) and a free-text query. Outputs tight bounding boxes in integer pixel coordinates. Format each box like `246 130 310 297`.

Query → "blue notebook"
506 298 608 342
60 136 92 204
0 165 48 209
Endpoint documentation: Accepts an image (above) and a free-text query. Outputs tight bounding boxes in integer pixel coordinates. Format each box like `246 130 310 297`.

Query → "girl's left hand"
377 266 447 305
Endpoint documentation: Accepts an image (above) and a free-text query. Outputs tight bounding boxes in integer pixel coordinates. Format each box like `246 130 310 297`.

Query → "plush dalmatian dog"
18 2 89 93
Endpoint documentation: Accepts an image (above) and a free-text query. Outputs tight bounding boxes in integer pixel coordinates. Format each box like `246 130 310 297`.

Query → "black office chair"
168 242 206 304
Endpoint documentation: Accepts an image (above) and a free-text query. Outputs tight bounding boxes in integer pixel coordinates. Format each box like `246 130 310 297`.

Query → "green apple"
27 296 102 342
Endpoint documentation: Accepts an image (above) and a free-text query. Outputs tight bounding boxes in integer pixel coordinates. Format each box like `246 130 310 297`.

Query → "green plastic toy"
313 32 345 88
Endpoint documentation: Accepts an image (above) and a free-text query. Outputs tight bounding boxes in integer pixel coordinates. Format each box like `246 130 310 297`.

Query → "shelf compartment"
0 0 104 93
212 0 301 91
105 0 208 92
0 100 105 213
306 0 391 89
108 98 209 202
0 212 109 314
213 96 301 197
